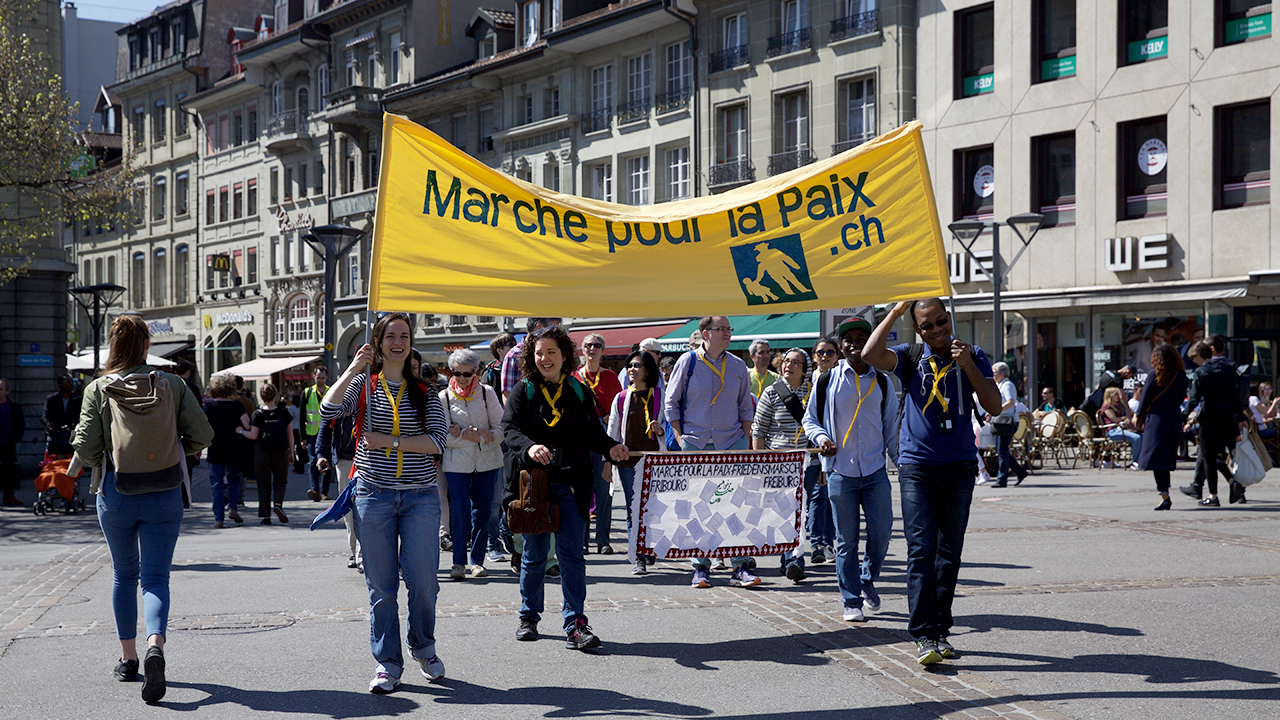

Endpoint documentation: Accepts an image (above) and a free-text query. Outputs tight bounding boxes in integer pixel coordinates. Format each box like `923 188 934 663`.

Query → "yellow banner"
369 114 951 317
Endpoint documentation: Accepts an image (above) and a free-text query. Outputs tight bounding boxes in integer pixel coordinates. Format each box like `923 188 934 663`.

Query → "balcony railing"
656 88 692 114
323 85 384 112
767 148 817 176
582 107 612 134
708 158 756 187
830 10 879 42
617 97 650 125
831 133 875 155
709 44 749 73
766 28 811 58
263 110 312 140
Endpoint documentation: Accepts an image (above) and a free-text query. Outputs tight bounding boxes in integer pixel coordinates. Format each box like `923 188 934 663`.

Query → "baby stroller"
33 454 86 515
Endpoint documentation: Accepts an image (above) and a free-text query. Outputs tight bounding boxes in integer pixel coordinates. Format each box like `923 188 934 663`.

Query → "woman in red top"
572 333 623 554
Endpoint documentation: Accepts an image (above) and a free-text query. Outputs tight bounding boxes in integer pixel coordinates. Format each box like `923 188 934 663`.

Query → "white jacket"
439 383 504 473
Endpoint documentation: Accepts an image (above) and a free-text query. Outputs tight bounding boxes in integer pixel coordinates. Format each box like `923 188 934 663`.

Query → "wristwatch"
392 436 400 451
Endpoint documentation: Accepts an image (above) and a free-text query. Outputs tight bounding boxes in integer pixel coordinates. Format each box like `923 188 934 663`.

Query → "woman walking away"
243 384 294 525
440 349 504 580
322 313 450 694
503 326 629 650
606 350 663 574
72 315 213 703
1136 343 1187 511
202 374 250 527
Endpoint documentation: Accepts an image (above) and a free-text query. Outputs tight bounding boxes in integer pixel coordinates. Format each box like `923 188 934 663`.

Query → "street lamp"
302 224 364 373
947 213 1044 361
69 282 126 376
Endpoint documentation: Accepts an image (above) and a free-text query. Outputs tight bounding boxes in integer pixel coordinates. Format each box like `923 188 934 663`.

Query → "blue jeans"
680 436 752 570
1107 428 1142 459
519 481 588 632
996 431 1025 482
783 463 825 569
827 467 892 609
353 476 441 677
618 465 637 533
307 436 334 496
899 461 976 640
487 471 506 553
587 450 613 548
446 469 498 567
96 471 184 641
207 462 242 524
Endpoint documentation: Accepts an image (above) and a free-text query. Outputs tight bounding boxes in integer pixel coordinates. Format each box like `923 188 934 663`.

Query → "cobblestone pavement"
0 466 1277 719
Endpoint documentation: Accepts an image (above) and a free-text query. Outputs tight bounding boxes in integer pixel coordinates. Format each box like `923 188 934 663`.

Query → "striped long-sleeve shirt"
320 373 449 489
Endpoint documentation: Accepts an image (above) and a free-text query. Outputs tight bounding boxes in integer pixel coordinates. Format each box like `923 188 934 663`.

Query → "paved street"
0 462 1277 720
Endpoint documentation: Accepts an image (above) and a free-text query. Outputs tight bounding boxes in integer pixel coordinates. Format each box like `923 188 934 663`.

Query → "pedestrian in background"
243 383 294 525
202 374 249 528
71 315 212 703
607 349 663 574
42 372 81 457
752 347 815 581
0 378 26 506
1136 343 1187 511
573 333 622 555
302 366 333 500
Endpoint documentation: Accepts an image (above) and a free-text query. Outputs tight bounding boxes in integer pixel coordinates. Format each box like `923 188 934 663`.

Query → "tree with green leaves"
0 0 134 281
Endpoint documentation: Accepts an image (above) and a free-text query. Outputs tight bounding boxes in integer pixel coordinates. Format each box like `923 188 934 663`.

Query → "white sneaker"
369 671 400 694
842 606 866 622
418 655 445 683
449 564 465 581
469 564 487 578
976 470 991 485
712 557 727 570
631 560 647 575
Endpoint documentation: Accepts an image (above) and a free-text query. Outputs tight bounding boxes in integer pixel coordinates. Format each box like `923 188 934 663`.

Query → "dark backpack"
258 409 290 451
481 361 504 406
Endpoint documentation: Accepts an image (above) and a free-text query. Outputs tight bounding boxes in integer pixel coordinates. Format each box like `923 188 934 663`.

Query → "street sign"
19 355 52 367
28 343 39 353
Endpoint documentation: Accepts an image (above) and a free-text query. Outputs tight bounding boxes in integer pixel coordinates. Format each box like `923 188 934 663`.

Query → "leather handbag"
507 466 560 535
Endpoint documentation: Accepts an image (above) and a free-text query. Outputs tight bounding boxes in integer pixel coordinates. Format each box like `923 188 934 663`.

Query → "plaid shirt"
500 341 523 395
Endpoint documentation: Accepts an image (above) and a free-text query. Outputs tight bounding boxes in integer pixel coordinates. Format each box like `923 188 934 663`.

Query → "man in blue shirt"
863 298 1003 666
803 319 899 623
664 315 758 589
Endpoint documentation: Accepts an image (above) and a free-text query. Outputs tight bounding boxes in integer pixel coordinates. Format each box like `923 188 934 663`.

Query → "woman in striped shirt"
321 313 450 694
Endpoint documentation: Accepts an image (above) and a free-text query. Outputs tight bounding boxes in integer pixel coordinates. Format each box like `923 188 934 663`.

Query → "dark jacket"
1136 370 1189 472
501 375 619 521
1185 356 1247 446
43 392 82 455
0 399 25 464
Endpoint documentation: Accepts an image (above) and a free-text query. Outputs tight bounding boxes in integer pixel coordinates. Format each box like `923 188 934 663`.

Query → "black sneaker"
937 637 957 659
516 618 538 641
141 646 166 703
785 562 806 583
511 551 521 573
565 619 601 650
1179 485 1203 500
114 658 138 682
546 565 560 578
1229 480 1244 504
916 638 942 665
1199 497 1220 507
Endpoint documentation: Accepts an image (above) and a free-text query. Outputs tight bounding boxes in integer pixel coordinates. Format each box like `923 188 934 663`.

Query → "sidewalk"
0 462 1276 719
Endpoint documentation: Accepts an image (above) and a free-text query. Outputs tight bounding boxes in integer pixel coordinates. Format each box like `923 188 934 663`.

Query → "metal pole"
322 245 336 373
992 222 1002 362
92 294 101 376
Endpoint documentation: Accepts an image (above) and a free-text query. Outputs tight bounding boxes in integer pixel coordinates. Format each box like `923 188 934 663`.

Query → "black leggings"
254 446 289 516
1153 469 1171 495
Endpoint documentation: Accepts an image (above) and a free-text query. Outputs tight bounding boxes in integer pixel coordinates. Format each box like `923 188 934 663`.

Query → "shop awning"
569 323 687 356
149 341 192 358
657 312 821 353
950 277 1252 314
469 332 526 351
67 352 175 371
212 355 320 381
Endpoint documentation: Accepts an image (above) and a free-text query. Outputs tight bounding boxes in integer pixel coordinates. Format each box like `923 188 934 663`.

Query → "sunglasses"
814 349 836 356
916 315 950 332
627 362 644 369
453 371 475 378
583 342 603 349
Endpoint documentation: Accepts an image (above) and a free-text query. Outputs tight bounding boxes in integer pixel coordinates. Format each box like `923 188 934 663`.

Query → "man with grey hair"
987 362 1027 488
573 333 623 553
748 338 778 402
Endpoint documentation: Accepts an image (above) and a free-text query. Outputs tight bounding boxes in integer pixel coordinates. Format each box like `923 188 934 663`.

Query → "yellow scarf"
378 374 407 478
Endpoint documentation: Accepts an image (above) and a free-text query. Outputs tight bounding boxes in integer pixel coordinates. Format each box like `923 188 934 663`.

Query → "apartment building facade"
919 0 1280 407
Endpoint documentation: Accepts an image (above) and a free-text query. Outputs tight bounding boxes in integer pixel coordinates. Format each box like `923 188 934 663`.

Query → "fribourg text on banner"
369 113 951 318
627 451 806 561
